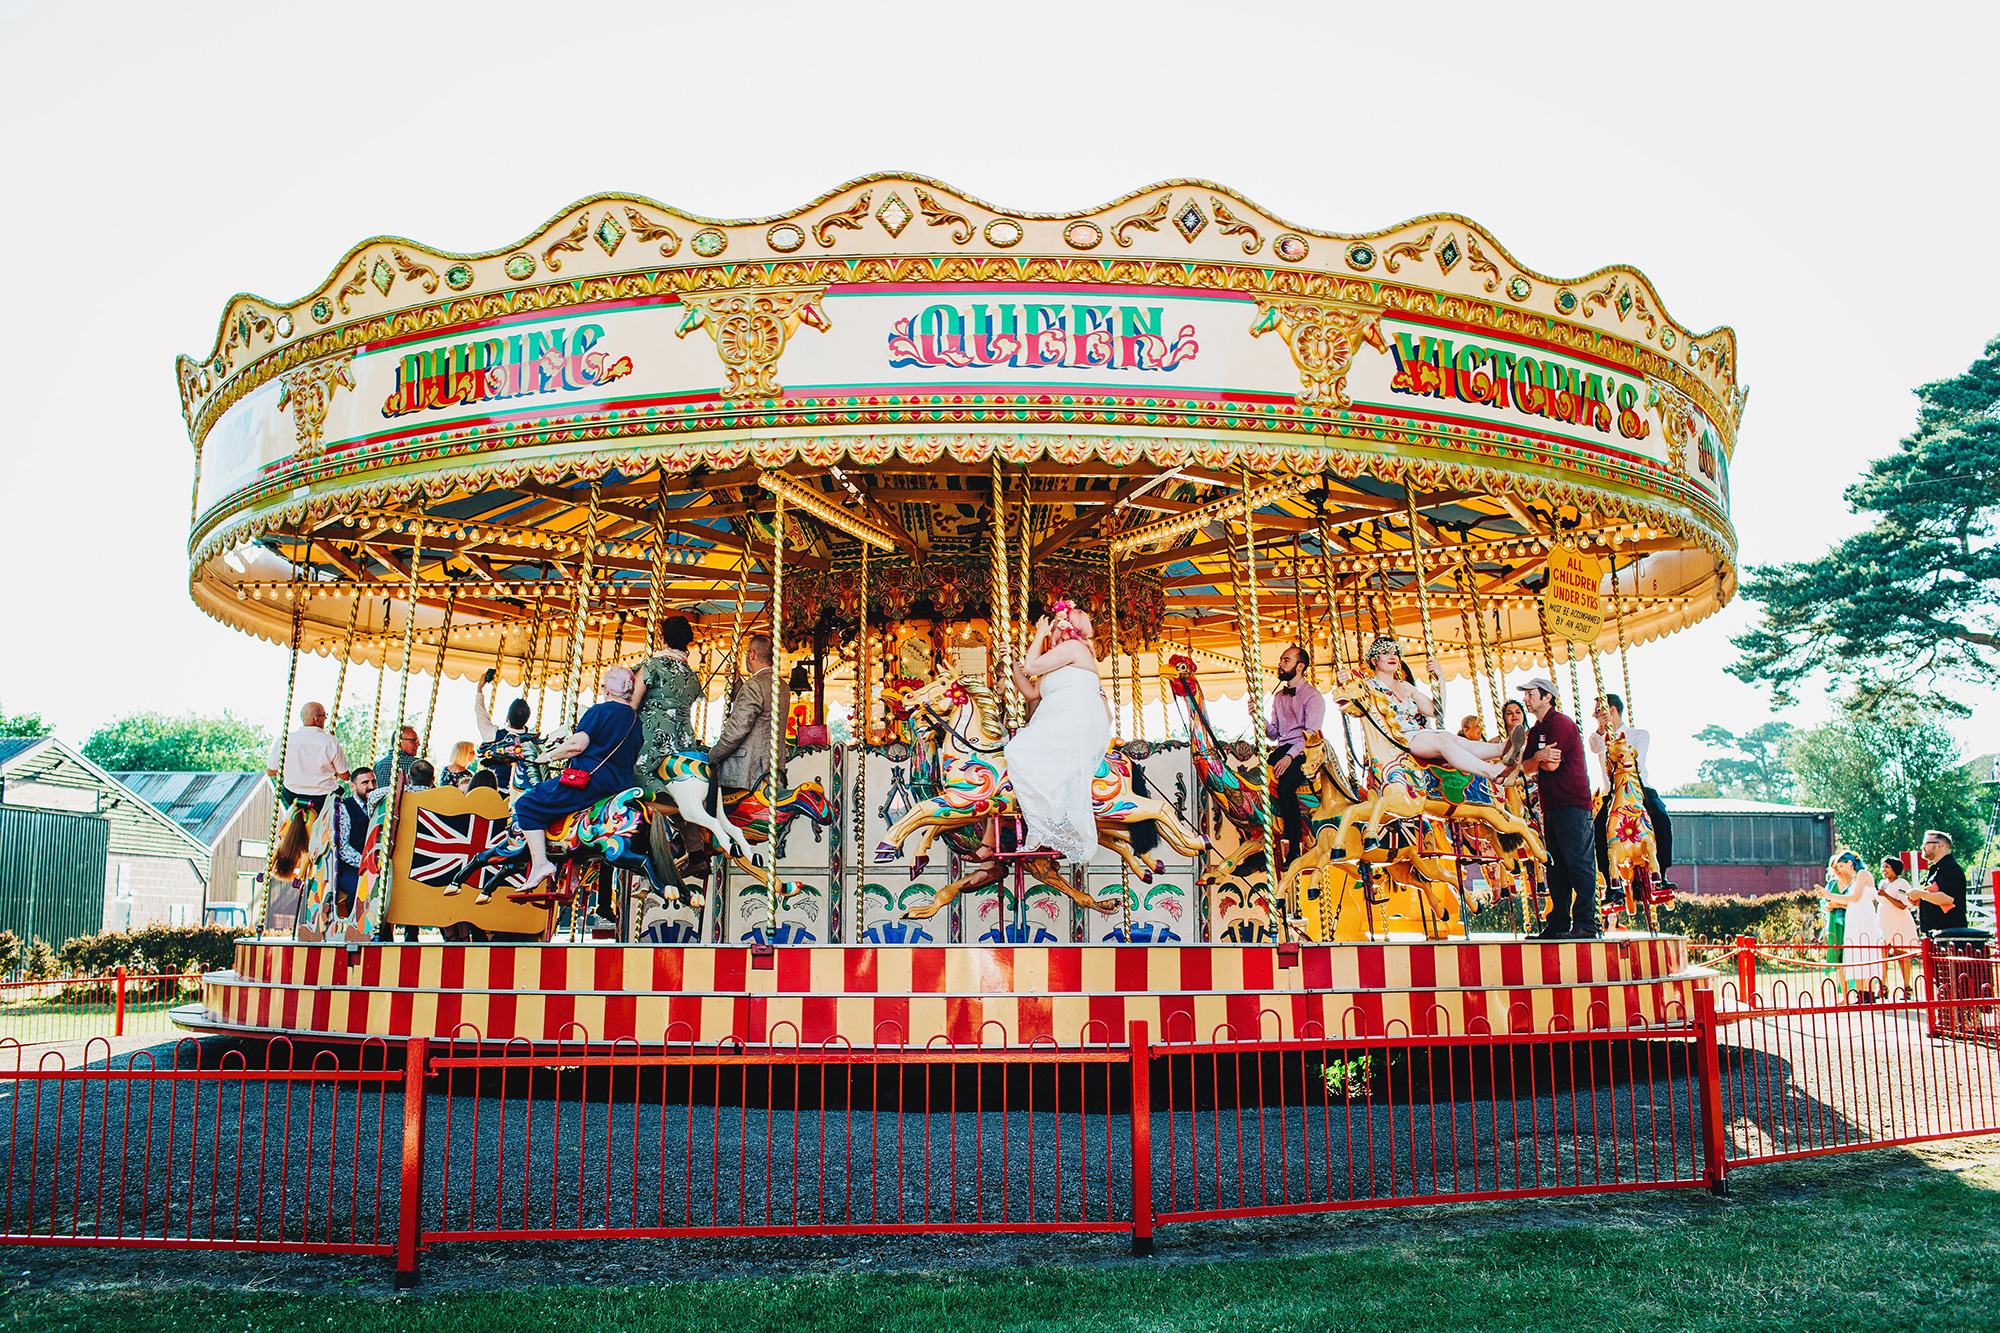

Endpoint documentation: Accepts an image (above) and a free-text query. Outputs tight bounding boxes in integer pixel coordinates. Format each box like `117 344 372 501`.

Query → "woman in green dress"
631 616 706 793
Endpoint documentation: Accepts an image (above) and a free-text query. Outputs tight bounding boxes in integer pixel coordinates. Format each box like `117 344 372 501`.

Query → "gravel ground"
0 1006 1990 1276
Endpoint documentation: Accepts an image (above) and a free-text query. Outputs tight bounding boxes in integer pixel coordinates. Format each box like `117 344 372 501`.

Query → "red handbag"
557 711 637 788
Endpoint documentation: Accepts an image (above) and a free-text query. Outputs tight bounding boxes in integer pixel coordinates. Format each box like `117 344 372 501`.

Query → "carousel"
172 175 1742 1048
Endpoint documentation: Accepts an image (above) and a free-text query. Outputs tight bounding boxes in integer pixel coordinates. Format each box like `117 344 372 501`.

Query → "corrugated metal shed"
110 771 264 848
0 806 110 947
0 738 211 871
1660 796 1835 868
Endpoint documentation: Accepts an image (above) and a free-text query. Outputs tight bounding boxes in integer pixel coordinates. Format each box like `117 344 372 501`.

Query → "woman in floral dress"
631 616 706 794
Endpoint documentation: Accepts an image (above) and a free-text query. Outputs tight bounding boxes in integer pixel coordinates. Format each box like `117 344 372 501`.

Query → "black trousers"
1594 784 1674 876
1271 746 1307 862
1543 803 1597 933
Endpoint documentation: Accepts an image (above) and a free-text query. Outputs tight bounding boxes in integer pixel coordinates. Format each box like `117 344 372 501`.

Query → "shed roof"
108 771 264 849
1660 796 1833 817
0 738 213 870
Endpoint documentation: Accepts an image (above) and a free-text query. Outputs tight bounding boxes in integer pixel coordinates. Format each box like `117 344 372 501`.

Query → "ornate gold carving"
1382 227 1435 274
1248 298 1386 408
334 263 370 316
392 249 440 295
1113 195 1171 248
277 352 356 460
813 193 872 247
674 287 831 400
1581 275 1619 318
1210 197 1263 254
1465 236 1501 293
542 215 589 272
913 188 973 244
1647 378 1702 474
623 207 681 257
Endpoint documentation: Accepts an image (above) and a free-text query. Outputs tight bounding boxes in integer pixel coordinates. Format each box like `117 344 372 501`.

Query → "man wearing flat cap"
1908 831 1969 932
1515 677 1596 939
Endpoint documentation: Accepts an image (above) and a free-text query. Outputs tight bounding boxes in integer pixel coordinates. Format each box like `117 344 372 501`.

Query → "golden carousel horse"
1326 672 1548 870
1600 729 1668 929
872 673 1208 920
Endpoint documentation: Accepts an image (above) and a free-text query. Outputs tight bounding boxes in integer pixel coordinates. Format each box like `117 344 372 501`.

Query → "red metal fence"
0 972 204 1048
1 987 1996 1286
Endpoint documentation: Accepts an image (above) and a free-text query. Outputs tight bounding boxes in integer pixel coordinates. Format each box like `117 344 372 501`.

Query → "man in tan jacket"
709 635 789 793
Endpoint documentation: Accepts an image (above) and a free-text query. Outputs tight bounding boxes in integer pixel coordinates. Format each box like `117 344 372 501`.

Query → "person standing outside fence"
1908 830 1969 931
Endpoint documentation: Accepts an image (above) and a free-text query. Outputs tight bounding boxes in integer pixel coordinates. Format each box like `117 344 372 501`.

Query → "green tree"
1692 722 1798 801
328 699 377 771
1786 700 1987 867
81 712 270 772
1732 338 2000 706
0 704 50 738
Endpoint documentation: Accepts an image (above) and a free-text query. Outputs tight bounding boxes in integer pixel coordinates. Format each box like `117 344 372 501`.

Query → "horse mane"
956 676 1006 741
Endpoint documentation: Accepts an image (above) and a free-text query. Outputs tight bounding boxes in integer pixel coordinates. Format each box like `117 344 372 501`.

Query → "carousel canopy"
175 175 1743 697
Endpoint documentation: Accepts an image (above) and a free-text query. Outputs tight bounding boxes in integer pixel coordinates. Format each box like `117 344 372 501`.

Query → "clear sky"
1 0 1994 787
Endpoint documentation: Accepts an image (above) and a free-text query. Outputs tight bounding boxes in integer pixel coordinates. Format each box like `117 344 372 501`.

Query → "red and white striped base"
180 935 1714 1048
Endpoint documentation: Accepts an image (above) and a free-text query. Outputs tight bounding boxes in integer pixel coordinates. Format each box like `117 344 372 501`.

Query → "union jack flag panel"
409 807 522 892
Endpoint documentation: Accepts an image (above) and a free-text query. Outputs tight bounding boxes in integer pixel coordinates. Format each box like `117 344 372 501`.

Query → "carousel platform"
177 935 1715 1049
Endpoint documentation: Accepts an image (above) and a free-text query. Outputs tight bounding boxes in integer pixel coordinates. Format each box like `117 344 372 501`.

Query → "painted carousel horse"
873 674 1208 921
1327 673 1548 870
1162 654 1270 884
475 733 551 789
1601 729 1667 926
649 753 836 892
446 771 836 909
446 787 672 907
1273 730 1361 921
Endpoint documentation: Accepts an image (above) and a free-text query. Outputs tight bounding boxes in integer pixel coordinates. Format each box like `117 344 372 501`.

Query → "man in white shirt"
265 701 351 812
1589 692 1673 882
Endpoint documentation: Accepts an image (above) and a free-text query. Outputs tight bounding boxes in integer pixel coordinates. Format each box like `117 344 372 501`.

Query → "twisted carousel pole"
990 455 1018 728
254 526 306 936
563 479 603 728
767 485 785 943
369 602 389 759
1611 553 1635 723
1404 483 1443 715
327 594 362 732
1236 465 1286 942
852 536 869 943
376 523 425 940
1109 536 1133 940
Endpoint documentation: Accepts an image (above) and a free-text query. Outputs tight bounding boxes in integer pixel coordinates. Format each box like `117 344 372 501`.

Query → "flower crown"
1049 599 1089 643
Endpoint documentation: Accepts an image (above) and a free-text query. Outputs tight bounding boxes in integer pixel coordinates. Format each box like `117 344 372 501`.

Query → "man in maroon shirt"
1517 678 1598 939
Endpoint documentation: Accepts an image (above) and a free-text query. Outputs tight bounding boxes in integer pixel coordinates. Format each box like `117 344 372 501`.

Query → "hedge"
47 924 250 979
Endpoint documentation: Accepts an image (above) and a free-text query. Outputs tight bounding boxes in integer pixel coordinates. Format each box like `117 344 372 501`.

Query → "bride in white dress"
1004 600 1111 864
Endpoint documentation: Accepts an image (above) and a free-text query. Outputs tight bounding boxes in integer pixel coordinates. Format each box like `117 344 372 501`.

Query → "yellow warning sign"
1543 544 1604 642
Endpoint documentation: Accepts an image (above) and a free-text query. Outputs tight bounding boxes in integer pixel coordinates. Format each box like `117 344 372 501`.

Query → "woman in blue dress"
514 665 644 891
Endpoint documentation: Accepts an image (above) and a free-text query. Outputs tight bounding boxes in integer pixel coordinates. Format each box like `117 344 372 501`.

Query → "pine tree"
1732 338 2000 705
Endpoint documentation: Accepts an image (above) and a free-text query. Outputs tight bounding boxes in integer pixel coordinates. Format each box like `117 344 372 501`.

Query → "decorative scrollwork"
1114 195 1171 248
1382 227 1435 274
542 215 589 272
1581 275 1620 318
623 207 681 257
1210 197 1263 255
675 287 832 400
813 193 872 248
913 188 973 244
277 352 357 460
1465 236 1501 293
392 249 440 295
1647 378 1701 474
334 263 370 316
1248 298 1385 408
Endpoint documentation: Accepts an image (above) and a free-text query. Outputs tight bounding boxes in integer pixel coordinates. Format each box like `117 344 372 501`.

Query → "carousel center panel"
183 933 1714 1049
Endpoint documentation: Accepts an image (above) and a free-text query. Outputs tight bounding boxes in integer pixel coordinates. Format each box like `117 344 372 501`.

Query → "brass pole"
767 487 786 942
378 524 425 938
990 455 1017 728
563 480 603 727
327 594 362 732
255 539 306 936
1405 483 1443 714
420 586 457 759
853 537 869 943
1237 466 1285 942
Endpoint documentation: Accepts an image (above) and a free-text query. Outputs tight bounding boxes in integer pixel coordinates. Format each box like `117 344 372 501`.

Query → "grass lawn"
7 1142 1998 1332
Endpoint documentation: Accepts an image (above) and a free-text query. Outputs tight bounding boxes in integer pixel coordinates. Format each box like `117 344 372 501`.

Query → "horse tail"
1128 760 1160 856
272 807 311 878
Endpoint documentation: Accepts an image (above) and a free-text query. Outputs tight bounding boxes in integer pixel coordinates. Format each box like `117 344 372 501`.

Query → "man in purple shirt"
1517 677 1598 939
1264 644 1326 869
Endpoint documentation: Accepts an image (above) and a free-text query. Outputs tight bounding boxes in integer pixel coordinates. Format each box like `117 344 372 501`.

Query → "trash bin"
1925 928 1996 1041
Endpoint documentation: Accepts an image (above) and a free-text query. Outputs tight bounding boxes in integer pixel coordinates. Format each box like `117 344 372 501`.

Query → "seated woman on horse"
512 665 644 891
630 614 705 794
1000 600 1111 864
1335 637 1525 782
